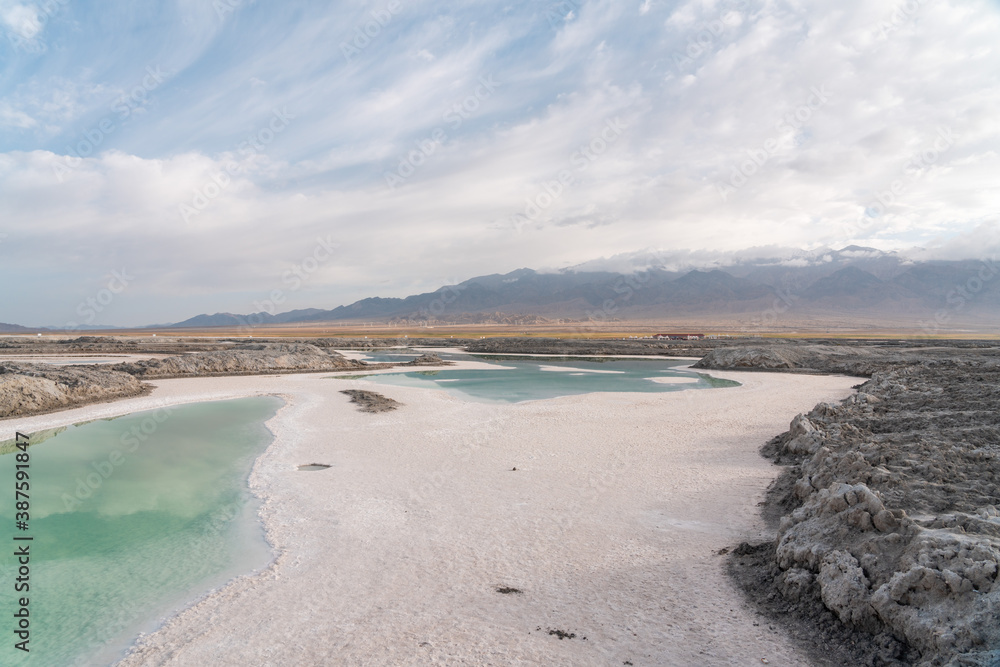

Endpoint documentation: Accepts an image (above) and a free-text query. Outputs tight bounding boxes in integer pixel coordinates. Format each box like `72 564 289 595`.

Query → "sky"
1 0 999 327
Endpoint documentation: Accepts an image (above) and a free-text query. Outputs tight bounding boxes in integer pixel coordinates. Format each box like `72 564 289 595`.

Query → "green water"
352 354 739 402
0 396 281 666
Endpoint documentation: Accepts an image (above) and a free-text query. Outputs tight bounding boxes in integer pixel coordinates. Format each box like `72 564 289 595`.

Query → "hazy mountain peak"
124 252 1000 330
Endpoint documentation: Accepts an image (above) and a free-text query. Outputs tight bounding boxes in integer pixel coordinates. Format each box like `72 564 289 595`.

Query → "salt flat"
1 366 857 666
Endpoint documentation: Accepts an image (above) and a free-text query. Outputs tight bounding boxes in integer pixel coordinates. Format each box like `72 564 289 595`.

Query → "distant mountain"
49 324 123 331
154 248 1000 330
803 266 888 299
0 323 128 332
664 270 773 305
0 322 38 333
169 313 270 328
167 308 330 328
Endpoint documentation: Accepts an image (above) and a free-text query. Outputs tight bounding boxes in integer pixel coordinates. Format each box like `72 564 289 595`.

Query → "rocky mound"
695 342 1000 376
735 361 1000 666
0 335 234 355
340 389 401 413
0 342 389 419
404 353 452 366
110 343 366 378
0 363 149 419
60 336 140 350
694 346 807 370
464 336 697 356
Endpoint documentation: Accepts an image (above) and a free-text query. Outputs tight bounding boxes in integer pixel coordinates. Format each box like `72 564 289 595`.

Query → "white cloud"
908 221 1000 262
0 102 36 129
0 77 119 133
1 0 999 325
0 1 42 39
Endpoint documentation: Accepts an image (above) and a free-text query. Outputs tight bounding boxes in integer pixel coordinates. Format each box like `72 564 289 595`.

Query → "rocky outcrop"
0 363 149 419
738 361 1000 666
693 344 916 376
463 337 695 356
340 389 401 413
110 343 367 378
0 343 377 420
0 335 232 355
694 346 806 370
403 353 452 366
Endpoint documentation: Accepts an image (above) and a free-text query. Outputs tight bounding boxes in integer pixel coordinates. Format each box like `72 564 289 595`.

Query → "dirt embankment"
694 342 1000 376
0 342 379 419
0 335 232 355
309 337 468 349
464 337 1000 360
0 363 149 419
403 353 453 366
110 342 368 378
464 336 705 356
710 347 1000 666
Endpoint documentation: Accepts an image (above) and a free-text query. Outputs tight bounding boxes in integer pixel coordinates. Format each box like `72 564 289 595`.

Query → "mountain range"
165 247 1000 331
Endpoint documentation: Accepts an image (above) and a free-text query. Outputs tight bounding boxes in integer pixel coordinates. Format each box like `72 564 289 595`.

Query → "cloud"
907 221 1000 262
0 101 36 128
0 0 999 325
0 1 43 39
0 77 119 134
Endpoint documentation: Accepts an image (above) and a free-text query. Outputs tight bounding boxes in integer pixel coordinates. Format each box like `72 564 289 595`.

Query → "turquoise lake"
344 353 739 402
0 396 281 667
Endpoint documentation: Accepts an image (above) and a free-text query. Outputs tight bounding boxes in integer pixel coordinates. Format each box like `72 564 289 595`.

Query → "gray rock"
0 363 147 419
727 345 1000 665
817 550 880 634
111 343 365 378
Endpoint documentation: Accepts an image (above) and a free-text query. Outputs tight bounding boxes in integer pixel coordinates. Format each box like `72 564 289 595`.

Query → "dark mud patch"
340 389 401 413
297 463 331 471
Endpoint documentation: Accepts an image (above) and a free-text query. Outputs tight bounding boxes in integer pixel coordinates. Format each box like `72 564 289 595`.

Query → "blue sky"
1 0 999 326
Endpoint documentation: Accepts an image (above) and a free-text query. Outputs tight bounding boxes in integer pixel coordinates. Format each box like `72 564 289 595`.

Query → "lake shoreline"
0 396 281 667
2 363 856 665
